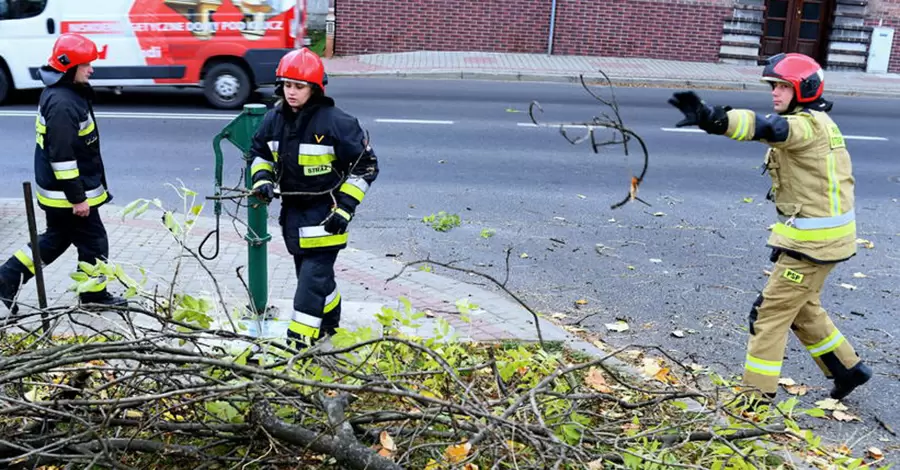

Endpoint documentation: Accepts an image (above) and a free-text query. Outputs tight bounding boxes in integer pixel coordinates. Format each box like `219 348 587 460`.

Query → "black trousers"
0 208 111 300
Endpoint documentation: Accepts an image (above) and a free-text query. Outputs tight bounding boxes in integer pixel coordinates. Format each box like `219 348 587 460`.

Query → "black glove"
253 182 275 203
667 91 729 135
323 206 352 235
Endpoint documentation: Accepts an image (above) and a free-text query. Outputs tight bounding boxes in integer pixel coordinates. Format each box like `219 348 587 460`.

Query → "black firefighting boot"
79 291 128 308
830 362 872 401
0 275 20 315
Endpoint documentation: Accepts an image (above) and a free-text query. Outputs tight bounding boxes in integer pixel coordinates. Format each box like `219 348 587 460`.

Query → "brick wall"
334 0 551 55
865 0 900 73
552 0 733 62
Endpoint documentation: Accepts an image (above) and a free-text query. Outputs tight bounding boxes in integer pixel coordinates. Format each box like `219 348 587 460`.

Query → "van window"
0 0 47 20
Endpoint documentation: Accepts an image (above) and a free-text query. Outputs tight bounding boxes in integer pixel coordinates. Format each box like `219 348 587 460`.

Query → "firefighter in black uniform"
0 33 126 312
249 48 380 349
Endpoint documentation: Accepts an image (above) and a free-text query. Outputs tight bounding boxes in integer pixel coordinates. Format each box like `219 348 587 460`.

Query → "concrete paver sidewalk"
0 199 592 353
323 51 900 97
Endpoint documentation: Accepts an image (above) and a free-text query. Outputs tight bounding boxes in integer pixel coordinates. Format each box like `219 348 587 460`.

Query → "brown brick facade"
865 0 900 72
334 0 900 73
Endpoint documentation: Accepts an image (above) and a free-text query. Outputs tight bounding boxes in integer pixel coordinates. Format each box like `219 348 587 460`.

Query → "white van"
0 0 306 108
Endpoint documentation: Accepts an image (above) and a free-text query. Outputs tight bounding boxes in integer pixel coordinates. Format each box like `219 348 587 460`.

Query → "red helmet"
761 53 824 103
276 48 326 91
48 33 99 73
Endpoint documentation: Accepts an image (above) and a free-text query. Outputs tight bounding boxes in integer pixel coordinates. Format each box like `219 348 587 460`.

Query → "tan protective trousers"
743 252 861 395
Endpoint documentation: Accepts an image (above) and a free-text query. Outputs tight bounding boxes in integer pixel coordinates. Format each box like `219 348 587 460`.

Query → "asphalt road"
1 79 899 455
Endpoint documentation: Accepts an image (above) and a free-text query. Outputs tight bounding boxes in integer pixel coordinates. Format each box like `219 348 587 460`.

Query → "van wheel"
203 62 252 110
0 70 11 105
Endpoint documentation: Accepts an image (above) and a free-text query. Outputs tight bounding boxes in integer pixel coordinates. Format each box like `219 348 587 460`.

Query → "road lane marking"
374 118 454 125
518 122 593 129
0 110 236 120
660 127 888 141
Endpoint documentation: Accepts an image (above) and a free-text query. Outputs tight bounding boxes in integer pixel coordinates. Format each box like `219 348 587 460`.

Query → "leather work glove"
667 91 729 135
323 206 352 235
253 182 275 204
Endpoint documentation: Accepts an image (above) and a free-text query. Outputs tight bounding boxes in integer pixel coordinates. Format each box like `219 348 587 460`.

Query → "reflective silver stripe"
37 185 105 201
345 175 369 194
291 310 323 328
325 288 339 305
267 141 279 153
779 209 855 230
298 144 334 156
50 161 79 172
299 226 331 238
79 116 94 132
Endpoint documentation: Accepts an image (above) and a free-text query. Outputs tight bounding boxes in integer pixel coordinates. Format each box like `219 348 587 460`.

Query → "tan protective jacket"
724 107 856 263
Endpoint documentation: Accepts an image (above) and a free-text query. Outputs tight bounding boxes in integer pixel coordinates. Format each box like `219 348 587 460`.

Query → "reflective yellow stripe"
14 249 35 275
299 232 349 249
299 154 336 166
745 354 782 376
288 320 320 339
826 152 840 216
334 208 352 221
339 183 366 203
272 151 279 162
807 329 846 357
54 169 80 180
771 220 855 242
324 291 341 314
78 121 95 137
730 112 751 141
36 188 108 209
251 161 274 176
36 134 44 149
252 179 272 189
35 116 46 134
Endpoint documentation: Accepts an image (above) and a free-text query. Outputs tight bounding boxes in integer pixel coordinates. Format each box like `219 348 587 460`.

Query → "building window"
0 0 48 20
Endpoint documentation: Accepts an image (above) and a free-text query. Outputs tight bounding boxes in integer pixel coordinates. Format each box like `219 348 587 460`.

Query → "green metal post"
241 104 270 315
209 103 270 315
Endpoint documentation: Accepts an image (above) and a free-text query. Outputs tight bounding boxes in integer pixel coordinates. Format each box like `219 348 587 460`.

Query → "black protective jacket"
34 67 110 211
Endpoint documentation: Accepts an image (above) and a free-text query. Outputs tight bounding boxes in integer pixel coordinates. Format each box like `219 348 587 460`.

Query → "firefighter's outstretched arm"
324 114 379 235
44 102 86 204
668 91 815 151
249 113 277 203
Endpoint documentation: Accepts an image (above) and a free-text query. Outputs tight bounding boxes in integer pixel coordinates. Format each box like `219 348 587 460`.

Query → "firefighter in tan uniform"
668 53 872 404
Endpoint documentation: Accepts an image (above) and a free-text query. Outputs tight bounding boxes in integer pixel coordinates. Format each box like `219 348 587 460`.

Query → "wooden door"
760 0 833 65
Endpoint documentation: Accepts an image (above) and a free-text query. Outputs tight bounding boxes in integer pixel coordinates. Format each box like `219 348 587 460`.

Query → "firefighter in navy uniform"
0 33 126 312
668 53 872 404
249 48 379 349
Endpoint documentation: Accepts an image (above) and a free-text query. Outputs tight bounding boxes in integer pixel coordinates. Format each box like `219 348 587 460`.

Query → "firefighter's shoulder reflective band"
339 176 369 203
298 226 348 249
298 144 336 166
772 220 855 242
779 209 855 230
14 245 35 275
251 157 274 176
35 115 47 134
289 310 322 339
78 116 95 137
744 354 782 377
36 186 108 208
806 329 846 358
51 161 80 180
324 288 341 314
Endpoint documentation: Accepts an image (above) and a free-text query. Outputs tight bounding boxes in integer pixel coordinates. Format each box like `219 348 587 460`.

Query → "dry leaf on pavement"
853 272 868 278
815 398 848 411
605 321 630 333
856 238 875 249
833 410 861 422
587 459 605 470
585 367 613 393
641 357 662 377
671 330 685 338
867 447 885 460
840 283 857 290
653 212 666 217
574 299 588 306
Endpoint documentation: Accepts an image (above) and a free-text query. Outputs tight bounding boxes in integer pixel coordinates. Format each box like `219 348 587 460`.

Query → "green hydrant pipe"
210 103 271 315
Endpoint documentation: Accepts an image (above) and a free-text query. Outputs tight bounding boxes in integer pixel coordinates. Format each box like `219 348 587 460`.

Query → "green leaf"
76 278 101 294
78 261 97 276
742 197 754 203
121 199 145 218
480 228 496 239
190 204 203 216
803 407 827 418
163 211 182 236
135 201 150 217
69 272 90 282
670 400 688 410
